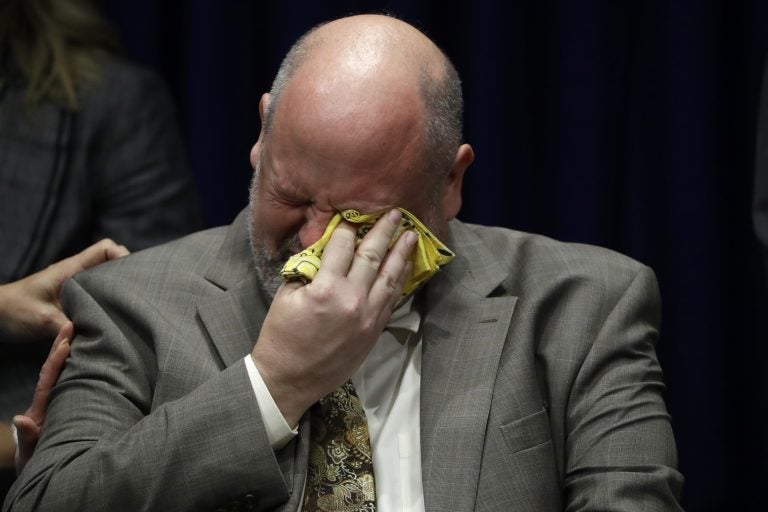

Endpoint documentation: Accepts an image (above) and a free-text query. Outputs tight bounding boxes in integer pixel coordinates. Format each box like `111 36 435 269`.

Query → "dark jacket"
0 56 201 283
0 56 202 419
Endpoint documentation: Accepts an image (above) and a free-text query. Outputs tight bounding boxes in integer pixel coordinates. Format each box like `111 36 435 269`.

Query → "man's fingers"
345 209 403 287
274 278 306 299
313 222 357 277
368 229 417 310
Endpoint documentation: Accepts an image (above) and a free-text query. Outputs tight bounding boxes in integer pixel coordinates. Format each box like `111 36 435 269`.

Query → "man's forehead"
274 84 424 157
262 104 426 178
269 31 426 158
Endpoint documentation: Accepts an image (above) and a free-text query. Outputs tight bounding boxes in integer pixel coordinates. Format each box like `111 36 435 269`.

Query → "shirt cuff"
243 355 298 450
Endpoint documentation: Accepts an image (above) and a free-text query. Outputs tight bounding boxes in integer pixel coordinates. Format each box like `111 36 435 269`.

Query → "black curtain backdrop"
102 1 768 509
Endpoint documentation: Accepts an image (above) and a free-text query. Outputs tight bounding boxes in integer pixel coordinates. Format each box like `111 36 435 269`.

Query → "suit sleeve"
562 266 684 511
3 277 291 512
88 64 202 250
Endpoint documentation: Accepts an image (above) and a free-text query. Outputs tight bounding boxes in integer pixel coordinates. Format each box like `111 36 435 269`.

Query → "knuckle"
360 320 377 338
338 295 364 317
355 246 383 268
95 238 114 249
308 280 336 302
382 271 399 292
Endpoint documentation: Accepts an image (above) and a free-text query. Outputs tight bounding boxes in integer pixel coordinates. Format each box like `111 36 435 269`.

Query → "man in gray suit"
4 14 683 512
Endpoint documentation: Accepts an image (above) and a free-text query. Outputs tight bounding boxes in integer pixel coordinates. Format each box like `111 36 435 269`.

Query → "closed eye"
268 185 310 208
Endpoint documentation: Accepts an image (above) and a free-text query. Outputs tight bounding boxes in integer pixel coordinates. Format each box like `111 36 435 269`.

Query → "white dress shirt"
244 299 424 512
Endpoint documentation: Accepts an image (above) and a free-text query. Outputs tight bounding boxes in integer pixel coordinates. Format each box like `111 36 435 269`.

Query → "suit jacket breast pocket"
477 408 561 510
499 408 552 454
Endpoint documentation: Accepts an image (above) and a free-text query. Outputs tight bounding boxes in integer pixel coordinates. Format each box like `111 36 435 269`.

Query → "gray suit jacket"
4 210 683 511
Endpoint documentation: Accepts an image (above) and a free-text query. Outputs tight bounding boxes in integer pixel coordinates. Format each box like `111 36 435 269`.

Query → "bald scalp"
263 14 463 180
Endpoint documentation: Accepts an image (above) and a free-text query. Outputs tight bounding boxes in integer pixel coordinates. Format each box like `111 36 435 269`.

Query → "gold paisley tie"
302 380 376 512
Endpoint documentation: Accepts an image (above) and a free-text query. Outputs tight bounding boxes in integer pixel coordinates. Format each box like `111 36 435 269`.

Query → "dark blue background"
102 1 768 509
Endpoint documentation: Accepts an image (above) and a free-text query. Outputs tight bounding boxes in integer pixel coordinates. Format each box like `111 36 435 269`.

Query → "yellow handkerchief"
279 208 455 297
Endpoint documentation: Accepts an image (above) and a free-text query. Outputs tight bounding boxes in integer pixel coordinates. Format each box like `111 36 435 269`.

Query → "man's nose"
298 212 334 248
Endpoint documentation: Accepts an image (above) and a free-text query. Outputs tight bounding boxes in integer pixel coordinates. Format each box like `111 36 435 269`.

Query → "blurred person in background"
0 0 201 496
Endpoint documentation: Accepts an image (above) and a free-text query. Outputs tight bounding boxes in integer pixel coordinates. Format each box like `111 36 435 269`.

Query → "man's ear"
259 93 271 125
440 143 474 221
250 93 271 171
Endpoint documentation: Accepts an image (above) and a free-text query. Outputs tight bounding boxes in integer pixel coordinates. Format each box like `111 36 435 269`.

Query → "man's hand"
0 239 129 341
12 322 74 473
252 209 417 426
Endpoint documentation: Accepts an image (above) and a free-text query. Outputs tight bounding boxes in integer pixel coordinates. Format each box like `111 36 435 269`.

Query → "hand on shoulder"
0 239 128 341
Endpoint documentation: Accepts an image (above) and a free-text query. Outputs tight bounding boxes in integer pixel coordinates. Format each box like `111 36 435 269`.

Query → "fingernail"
58 338 70 350
404 230 418 246
387 209 402 223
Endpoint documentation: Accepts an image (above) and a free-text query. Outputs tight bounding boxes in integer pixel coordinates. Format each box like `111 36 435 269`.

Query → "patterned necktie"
302 380 376 512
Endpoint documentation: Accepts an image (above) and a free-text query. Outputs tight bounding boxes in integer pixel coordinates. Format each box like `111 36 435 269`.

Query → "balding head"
263 14 464 180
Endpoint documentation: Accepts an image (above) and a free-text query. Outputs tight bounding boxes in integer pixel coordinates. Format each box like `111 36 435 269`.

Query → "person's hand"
251 209 417 426
0 239 129 341
12 322 74 474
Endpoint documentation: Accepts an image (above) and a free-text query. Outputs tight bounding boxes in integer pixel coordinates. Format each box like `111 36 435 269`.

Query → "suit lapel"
197 272 268 367
195 210 269 367
421 221 517 512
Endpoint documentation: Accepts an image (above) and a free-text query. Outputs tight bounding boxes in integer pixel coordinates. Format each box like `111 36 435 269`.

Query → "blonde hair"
0 0 118 110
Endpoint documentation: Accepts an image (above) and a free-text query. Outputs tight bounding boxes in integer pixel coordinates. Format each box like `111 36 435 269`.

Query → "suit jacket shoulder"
454 220 648 291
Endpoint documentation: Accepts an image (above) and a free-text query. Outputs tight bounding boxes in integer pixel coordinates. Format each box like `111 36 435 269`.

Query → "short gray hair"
420 53 464 180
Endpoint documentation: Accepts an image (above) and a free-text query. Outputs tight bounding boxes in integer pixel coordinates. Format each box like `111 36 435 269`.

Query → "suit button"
243 493 256 510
